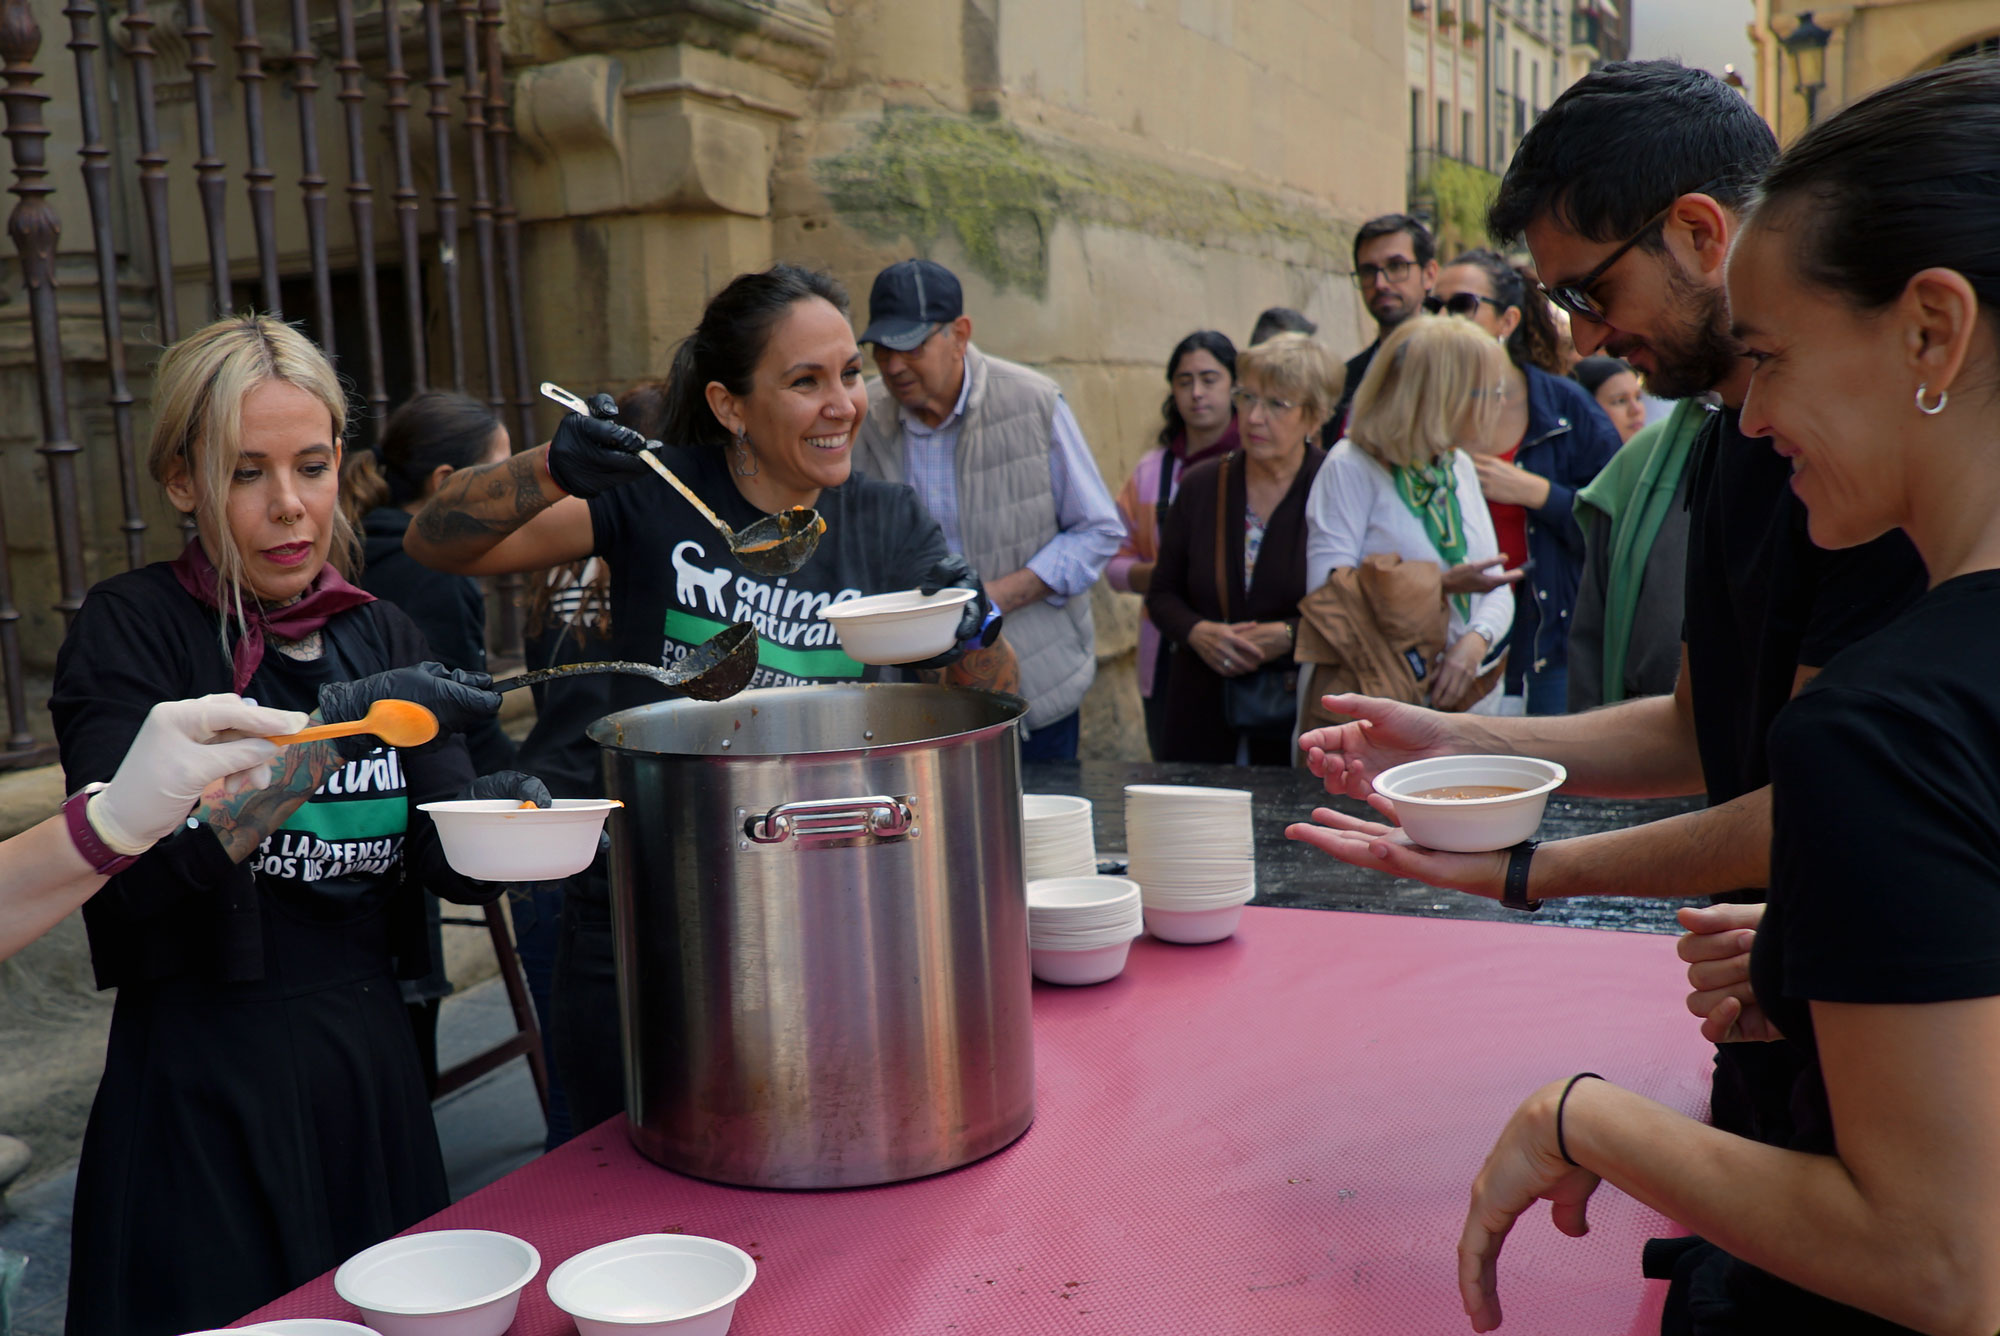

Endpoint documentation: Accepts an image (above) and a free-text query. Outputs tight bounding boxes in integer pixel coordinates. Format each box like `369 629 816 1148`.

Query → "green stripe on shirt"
279 795 408 842
661 608 865 680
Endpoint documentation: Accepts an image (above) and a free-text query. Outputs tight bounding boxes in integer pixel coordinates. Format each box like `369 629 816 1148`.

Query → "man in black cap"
854 258 1124 761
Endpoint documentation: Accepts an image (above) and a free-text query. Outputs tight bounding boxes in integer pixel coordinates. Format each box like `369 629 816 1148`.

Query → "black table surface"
1021 759 1708 936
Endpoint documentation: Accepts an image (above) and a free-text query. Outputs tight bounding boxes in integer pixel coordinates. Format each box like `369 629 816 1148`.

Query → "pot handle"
744 795 916 845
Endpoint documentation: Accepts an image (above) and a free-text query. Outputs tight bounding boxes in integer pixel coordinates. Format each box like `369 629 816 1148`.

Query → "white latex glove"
87 694 310 855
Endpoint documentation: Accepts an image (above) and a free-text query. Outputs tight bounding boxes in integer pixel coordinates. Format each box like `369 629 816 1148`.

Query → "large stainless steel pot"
587 684 1035 1189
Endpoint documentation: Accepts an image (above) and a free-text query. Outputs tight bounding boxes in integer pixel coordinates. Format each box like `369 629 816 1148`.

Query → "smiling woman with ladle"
405 262 1017 1136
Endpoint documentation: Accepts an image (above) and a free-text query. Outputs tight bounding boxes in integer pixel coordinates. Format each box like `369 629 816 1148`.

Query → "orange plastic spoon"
266 698 440 749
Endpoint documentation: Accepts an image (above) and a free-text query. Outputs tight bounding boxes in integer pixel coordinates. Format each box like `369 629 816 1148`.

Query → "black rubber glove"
908 555 1002 669
459 770 553 808
317 662 504 760
544 392 655 499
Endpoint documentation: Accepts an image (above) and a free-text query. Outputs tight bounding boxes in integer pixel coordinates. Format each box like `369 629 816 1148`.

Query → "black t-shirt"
50 563 492 988
586 442 949 714
1682 408 1928 810
239 631 416 911
1709 571 2000 1334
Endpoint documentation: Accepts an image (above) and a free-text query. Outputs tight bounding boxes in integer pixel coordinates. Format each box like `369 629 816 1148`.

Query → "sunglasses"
1423 292 1507 318
1543 179 1728 324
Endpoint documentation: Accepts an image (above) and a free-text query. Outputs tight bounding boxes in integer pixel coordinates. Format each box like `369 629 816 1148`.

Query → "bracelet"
64 784 141 876
1502 838 1541 912
1556 1071 1603 1167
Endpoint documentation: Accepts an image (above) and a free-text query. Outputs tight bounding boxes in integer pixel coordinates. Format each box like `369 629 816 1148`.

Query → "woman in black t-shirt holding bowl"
405 263 1013 1134
1453 63 2000 1335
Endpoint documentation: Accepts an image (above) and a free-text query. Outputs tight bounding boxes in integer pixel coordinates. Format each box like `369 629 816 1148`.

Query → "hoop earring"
1916 383 1949 416
730 433 759 477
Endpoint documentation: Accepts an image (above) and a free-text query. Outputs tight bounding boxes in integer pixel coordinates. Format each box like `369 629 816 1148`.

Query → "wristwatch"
1502 838 1542 913
63 784 140 877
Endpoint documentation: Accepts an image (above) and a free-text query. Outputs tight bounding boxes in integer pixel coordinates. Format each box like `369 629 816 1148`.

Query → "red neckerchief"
169 538 375 692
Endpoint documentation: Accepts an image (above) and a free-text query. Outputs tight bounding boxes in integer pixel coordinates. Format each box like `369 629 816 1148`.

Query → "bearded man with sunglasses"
1288 61 1927 1148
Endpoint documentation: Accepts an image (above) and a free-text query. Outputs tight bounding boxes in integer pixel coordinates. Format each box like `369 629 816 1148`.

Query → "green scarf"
1574 400 1707 702
1393 458 1472 619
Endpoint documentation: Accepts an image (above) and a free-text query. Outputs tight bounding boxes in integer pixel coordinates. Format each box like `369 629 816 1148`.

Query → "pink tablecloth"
245 906 1708 1335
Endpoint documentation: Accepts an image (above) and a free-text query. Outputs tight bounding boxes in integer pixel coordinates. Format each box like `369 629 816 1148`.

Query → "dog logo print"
672 540 734 616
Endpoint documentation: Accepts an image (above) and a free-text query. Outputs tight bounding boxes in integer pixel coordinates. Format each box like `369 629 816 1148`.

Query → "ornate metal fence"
0 0 536 766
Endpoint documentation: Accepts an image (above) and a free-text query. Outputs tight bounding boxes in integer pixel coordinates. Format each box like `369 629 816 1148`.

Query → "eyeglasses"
1353 258 1417 288
1423 292 1507 318
1231 388 1298 415
1543 179 1726 324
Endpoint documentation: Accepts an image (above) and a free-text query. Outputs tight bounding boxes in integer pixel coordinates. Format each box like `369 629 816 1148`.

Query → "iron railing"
0 0 537 765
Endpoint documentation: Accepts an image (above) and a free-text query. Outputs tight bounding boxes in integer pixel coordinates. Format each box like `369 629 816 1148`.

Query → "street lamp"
1781 11 1832 126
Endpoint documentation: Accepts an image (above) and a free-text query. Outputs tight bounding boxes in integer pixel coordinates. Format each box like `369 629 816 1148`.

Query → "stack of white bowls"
1027 876 1144 985
1022 793 1097 882
1124 785 1256 943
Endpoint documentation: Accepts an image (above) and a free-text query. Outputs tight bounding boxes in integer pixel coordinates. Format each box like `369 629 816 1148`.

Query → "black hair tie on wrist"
1557 1071 1603 1168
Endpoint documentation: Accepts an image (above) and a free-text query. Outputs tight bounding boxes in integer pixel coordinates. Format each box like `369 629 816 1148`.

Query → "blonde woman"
50 315 545 1336
1147 332 1335 764
1302 315 1518 713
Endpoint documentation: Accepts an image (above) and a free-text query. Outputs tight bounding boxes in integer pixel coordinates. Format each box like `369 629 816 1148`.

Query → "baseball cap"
859 259 964 352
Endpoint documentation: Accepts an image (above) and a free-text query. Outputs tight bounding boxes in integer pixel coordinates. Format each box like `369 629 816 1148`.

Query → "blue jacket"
1506 365 1624 680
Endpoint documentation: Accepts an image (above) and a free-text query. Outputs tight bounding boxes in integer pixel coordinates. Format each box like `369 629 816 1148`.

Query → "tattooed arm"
193 735 348 863
915 637 1022 695
404 446 597 576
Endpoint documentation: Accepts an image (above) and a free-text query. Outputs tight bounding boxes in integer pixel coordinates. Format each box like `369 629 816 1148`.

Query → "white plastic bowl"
1373 755 1567 853
817 587 976 665
1145 903 1247 944
333 1229 540 1336
1031 939 1134 985
546 1234 758 1336
415 798 621 880
253 1323 384 1335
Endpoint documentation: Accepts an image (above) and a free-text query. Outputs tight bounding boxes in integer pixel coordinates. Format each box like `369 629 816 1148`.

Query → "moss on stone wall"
815 108 1353 297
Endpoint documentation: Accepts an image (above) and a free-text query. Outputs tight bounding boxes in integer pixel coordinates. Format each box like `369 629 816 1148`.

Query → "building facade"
1404 1 1628 254
1751 1 2000 142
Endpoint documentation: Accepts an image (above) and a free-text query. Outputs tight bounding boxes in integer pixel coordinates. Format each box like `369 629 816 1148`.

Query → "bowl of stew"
1372 755 1567 853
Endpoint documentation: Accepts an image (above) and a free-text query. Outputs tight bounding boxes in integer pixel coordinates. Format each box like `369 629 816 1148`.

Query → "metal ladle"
489 621 759 703
539 382 826 577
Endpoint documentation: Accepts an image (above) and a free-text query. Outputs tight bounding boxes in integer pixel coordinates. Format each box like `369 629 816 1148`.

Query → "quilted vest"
856 344 1096 729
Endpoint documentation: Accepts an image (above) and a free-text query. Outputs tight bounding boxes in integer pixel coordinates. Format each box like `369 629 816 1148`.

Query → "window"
1437 97 1449 150
1532 61 1540 109
1411 89 1422 152
1513 49 1522 96
1462 109 1474 159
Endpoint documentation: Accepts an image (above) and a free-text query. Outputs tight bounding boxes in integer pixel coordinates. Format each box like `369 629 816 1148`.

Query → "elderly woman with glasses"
1427 249 1623 714
1146 333 1335 765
